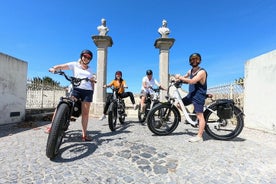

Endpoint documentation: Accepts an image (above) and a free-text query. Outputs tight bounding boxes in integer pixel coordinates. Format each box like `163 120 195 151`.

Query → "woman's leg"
120 92 135 104
81 101 91 138
44 108 57 133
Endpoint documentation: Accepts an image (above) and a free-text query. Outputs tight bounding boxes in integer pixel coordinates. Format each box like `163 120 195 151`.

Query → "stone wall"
26 89 66 109
0 53 28 125
244 49 276 133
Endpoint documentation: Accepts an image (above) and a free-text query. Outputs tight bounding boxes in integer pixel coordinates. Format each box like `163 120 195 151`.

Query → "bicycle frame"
138 88 161 124
57 72 84 118
147 89 160 110
166 81 216 127
171 87 198 126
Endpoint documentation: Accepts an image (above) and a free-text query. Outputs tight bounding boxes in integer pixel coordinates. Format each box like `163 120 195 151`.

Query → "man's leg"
189 102 205 143
197 112 205 137
140 95 146 113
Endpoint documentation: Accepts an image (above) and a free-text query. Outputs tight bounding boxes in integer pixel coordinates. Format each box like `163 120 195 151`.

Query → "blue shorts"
72 88 93 102
182 97 204 113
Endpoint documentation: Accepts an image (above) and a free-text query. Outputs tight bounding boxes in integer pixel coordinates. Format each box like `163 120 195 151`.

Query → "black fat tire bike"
46 71 89 159
138 88 161 125
107 87 127 131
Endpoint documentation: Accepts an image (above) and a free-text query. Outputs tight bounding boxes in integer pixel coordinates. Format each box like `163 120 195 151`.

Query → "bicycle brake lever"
56 70 64 75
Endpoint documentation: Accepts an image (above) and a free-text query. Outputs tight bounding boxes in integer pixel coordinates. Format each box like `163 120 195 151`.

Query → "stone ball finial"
158 19 170 38
97 18 109 36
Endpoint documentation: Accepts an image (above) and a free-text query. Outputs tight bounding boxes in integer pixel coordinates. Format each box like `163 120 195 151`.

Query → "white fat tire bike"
146 80 244 140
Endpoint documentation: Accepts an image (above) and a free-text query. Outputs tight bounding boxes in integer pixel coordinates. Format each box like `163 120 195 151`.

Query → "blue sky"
1 0 276 93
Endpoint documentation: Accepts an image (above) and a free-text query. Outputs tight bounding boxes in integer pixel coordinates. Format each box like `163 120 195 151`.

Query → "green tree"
42 76 60 86
29 76 62 89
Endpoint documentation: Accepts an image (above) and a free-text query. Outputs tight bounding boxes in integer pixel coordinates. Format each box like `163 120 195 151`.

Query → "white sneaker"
133 104 139 110
188 136 203 143
99 114 106 121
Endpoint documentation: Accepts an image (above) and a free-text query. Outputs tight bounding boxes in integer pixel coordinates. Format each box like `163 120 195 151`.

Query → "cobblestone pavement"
0 117 275 184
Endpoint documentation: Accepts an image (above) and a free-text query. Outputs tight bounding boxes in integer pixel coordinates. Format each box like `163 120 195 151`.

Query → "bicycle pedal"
191 124 198 128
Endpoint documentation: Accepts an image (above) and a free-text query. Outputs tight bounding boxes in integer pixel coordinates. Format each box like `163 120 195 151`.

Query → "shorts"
182 96 204 113
72 88 93 102
140 90 148 98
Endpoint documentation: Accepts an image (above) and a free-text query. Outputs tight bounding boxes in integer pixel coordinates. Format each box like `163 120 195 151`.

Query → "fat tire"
204 104 244 140
108 102 117 131
46 103 70 159
147 103 180 136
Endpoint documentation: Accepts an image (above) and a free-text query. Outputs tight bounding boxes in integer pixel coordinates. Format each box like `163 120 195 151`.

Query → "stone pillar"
154 38 175 101
91 35 113 116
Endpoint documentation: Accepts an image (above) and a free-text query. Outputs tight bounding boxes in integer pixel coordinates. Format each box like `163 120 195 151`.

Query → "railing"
26 81 244 111
26 81 66 109
207 83 244 110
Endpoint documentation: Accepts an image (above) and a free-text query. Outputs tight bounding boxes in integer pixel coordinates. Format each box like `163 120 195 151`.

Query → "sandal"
44 127 51 134
82 136 93 142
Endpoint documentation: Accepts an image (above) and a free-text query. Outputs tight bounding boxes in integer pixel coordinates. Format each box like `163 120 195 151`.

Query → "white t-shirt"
141 76 160 94
66 61 93 90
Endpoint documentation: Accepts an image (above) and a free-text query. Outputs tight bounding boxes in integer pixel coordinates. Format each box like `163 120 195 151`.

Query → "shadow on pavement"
50 120 135 162
142 125 246 142
0 120 51 138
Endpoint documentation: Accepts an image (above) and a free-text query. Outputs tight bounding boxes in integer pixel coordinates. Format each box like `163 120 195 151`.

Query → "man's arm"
181 70 206 85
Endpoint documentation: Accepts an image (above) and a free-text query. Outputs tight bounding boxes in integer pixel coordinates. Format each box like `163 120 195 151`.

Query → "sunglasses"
82 54 92 60
83 56 91 60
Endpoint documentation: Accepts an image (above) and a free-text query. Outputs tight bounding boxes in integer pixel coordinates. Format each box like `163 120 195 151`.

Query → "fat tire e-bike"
46 71 89 159
107 87 127 131
138 88 161 125
146 80 244 140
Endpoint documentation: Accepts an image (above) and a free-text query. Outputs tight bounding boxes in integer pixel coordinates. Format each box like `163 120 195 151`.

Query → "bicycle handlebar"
168 79 213 99
151 88 161 93
51 70 89 87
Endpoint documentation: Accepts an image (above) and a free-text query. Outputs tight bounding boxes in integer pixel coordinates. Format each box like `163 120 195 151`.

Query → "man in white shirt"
139 69 165 113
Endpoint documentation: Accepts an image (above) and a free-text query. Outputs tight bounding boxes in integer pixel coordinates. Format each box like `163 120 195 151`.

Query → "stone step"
125 108 138 118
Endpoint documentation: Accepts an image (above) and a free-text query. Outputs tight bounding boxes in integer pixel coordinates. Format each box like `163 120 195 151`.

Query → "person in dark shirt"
175 53 207 143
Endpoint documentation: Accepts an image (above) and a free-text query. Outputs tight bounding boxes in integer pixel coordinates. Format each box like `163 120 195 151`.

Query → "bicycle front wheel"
46 103 70 159
147 103 180 136
204 104 244 140
108 102 117 131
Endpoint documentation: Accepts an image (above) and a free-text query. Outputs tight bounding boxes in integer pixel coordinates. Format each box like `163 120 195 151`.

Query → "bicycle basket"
72 100 82 117
217 103 233 119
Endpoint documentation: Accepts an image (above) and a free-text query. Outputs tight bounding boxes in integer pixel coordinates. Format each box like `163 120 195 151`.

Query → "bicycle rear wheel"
46 103 70 159
147 103 180 136
108 102 117 131
204 104 244 140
